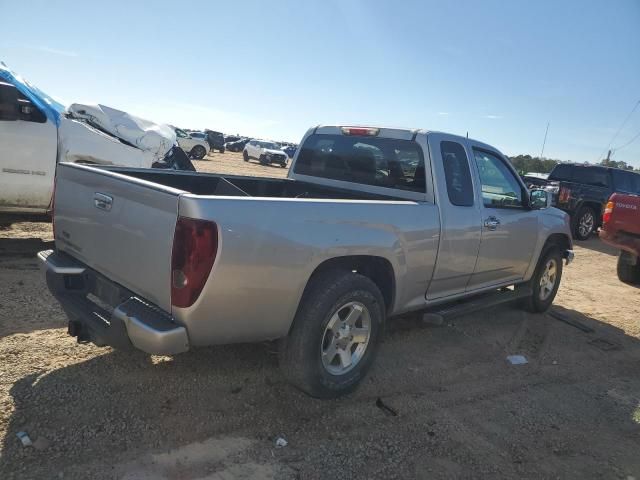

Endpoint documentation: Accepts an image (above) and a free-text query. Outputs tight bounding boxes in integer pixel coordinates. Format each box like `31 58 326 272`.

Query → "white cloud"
437 112 450 116
484 114 503 120
28 46 79 57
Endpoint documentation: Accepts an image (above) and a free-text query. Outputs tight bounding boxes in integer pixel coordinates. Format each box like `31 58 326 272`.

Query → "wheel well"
543 233 571 254
306 256 395 313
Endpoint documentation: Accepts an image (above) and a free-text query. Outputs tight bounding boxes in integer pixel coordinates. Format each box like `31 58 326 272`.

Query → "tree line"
508 154 639 174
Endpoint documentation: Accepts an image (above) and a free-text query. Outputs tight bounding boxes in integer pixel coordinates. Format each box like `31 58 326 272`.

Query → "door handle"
484 216 500 230
94 192 113 211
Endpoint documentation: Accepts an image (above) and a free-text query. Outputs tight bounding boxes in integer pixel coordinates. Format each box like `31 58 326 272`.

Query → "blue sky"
1 0 639 166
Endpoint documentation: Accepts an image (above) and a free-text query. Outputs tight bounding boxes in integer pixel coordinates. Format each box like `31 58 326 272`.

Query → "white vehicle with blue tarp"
0 63 191 215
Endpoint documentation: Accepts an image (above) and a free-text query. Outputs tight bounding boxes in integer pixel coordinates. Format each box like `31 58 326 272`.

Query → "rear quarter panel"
175 195 439 345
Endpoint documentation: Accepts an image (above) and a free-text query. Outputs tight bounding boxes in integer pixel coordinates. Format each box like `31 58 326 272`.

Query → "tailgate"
53 163 184 312
611 193 640 236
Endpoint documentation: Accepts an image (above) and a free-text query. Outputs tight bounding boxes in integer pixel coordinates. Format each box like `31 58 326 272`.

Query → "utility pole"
604 149 612 165
540 122 550 159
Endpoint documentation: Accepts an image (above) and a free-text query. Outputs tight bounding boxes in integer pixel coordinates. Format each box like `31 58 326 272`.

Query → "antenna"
539 122 550 159
466 131 469 139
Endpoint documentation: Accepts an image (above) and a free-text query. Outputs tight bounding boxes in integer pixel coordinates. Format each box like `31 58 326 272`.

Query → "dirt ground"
1 153 639 479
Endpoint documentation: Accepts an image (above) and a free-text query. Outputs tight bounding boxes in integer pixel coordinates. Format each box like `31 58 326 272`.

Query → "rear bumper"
39 250 189 355
599 230 640 257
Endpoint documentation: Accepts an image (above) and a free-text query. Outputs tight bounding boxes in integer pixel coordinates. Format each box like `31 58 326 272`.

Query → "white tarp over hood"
67 103 176 163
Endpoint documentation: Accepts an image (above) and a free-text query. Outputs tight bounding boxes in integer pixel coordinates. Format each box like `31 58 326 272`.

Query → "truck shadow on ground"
576 235 619 256
2 305 640 479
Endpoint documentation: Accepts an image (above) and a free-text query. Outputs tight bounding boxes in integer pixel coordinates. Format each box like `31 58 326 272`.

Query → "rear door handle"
94 192 113 211
484 216 500 230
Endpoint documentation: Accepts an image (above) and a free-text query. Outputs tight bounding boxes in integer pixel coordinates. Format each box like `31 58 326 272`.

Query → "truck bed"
109 167 399 201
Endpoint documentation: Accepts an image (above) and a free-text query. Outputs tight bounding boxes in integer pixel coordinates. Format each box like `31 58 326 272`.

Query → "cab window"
294 134 426 193
0 80 46 123
473 149 524 208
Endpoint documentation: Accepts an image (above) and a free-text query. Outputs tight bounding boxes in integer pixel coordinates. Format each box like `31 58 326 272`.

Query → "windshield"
260 142 280 149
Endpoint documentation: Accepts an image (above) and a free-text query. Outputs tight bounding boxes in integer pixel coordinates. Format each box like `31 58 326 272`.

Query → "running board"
422 287 533 324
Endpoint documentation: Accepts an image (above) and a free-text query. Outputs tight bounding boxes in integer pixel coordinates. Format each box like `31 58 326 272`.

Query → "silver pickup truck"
40 125 573 398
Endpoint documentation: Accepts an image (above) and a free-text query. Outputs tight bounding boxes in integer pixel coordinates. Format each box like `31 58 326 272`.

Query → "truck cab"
0 66 63 212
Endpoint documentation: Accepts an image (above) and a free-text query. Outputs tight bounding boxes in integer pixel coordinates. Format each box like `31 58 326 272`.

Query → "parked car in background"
41 125 573 398
243 140 288 167
544 163 640 240
282 144 297 159
521 172 549 189
174 127 210 159
226 138 250 152
204 130 225 153
224 135 241 144
600 192 640 284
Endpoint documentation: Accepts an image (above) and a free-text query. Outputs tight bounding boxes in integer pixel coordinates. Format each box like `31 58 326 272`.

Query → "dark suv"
546 163 640 240
204 130 226 153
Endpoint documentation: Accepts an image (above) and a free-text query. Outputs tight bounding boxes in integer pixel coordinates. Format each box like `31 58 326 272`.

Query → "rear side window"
612 169 640 194
548 164 573 181
440 141 473 206
571 167 609 187
294 134 426 193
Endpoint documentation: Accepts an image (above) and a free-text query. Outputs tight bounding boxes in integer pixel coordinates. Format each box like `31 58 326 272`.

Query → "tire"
279 270 385 398
219 148 225 153
259 155 268 165
190 145 206 160
280 163 287 168
617 251 640 285
573 206 596 240
520 248 563 313
243 150 249 162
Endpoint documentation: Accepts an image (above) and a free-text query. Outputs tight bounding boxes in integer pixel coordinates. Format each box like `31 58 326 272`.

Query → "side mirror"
530 189 551 209
0 83 20 121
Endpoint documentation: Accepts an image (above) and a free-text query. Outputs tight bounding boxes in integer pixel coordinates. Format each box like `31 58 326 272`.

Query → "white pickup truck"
40 125 574 398
0 64 185 215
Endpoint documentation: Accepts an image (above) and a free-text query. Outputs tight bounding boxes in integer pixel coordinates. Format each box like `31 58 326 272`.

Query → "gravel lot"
1 153 639 479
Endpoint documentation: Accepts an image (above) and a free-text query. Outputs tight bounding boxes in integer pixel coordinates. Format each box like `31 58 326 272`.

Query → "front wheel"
243 150 249 162
279 270 385 398
190 145 206 160
520 248 563 313
573 206 596 240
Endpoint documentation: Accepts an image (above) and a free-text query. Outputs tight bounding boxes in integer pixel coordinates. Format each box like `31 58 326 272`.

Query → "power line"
612 128 640 154
597 99 640 161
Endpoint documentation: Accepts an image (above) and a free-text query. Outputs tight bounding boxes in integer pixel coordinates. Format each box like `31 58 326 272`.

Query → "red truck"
599 192 640 284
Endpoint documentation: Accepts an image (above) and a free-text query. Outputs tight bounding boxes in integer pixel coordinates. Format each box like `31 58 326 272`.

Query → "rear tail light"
171 217 218 308
602 200 614 226
558 186 571 203
341 127 380 136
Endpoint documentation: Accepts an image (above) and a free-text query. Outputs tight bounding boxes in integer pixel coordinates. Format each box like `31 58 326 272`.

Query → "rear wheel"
243 150 249 162
520 248 563 313
617 251 640 285
279 270 385 398
573 206 596 240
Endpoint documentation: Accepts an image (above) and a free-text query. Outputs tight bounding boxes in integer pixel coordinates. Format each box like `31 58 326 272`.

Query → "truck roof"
312 125 488 148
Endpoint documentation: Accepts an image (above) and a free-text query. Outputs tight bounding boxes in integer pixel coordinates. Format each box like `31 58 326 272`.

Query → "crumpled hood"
67 104 176 161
